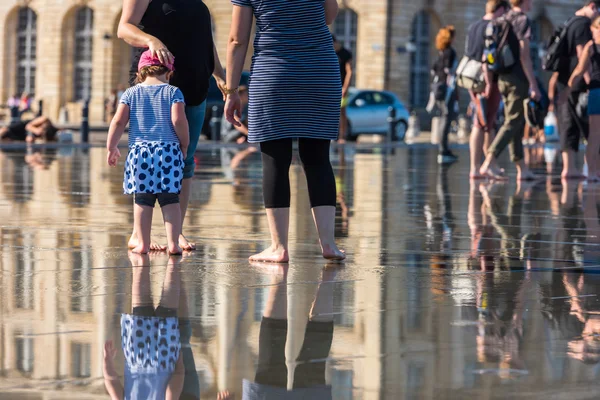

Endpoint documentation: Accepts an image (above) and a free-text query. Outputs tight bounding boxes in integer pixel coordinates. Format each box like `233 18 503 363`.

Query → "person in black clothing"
118 0 227 252
556 1 600 180
432 25 459 164
567 14 600 182
0 116 58 143
333 35 353 142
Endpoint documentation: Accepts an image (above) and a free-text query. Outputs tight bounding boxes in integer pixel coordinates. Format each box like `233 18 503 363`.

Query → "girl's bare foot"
179 234 196 251
132 244 149 254
249 245 289 263
128 234 166 252
321 244 346 261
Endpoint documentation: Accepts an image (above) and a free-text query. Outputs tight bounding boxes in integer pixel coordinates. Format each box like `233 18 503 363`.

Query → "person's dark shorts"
134 193 180 208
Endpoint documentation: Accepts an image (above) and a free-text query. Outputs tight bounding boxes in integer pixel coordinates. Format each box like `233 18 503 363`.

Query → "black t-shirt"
558 16 592 91
130 0 215 106
465 18 489 62
432 47 457 83
1 121 29 141
336 47 352 86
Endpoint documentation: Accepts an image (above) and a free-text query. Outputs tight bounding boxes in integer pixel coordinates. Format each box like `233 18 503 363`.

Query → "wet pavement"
1 143 600 399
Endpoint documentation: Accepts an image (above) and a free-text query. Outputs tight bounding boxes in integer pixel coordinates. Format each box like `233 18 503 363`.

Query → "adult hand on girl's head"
107 147 121 167
147 37 174 66
225 93 242 127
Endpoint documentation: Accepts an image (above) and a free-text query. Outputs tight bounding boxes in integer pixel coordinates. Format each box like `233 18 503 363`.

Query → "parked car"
345 89 409 142
203 71 251 137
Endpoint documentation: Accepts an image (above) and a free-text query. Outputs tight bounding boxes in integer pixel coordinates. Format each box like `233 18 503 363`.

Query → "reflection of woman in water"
220 264 337 399
103 253 184 399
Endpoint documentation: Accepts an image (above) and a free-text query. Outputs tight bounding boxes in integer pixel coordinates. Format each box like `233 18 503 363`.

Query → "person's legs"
255 265 288 387
293 266 336 389
132 194 156 254
470 92 485 178
587 114 600 181
157 193 183 255
180 102 207 251
129 252 153 314
559 89 584 179
156 256 182 313
250 139 293 262
298 138 345 260
438 91 459 163
481 79 512 179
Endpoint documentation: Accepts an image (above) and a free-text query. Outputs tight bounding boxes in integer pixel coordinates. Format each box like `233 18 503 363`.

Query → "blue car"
345 89 409 142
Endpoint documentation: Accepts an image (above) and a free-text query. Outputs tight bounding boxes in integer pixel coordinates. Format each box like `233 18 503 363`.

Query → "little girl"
107 50 189 254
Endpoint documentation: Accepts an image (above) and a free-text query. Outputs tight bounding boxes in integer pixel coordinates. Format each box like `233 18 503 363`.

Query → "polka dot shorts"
124 141 184 195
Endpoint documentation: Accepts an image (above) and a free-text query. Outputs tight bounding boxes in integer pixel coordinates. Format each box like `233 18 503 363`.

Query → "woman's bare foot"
321 243 346 261
249 245 289 263
179 234 196 251
217 391 233 400
128 234 167 252
168 244 183 256
481 165 507 180
132 244 149 254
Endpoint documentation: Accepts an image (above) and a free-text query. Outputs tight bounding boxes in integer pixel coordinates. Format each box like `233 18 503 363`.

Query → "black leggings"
260 138 336 209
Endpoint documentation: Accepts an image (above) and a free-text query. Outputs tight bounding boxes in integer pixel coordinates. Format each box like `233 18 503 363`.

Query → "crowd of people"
436 0 600 184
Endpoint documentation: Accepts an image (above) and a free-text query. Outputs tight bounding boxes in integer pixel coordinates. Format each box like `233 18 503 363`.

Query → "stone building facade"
0 0 581 124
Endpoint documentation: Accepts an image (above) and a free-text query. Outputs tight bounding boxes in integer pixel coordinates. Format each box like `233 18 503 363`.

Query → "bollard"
405 111 420 144
387 106 396 143
81 100 90 143
37 99 43 117
210 105 221 142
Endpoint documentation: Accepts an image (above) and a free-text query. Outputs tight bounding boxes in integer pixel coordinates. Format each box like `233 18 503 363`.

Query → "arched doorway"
73 7 94 102
333 8 358 85
410 10 432 109
15 7 37 96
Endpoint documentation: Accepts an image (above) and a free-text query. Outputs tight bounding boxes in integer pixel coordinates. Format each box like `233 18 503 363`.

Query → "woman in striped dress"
224 0 345 263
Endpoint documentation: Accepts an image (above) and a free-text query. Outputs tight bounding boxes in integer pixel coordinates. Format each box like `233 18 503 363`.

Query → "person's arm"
117 0 173 65
213 45 227 99
324 0 338 25
235 121 249 136
106 104 129 167
225 5 254 126
103 341 124 400
519 38 540 100
548 71 559 111
569 42 592 89
165 354 185 400
342 60 353 98
171 102 189 157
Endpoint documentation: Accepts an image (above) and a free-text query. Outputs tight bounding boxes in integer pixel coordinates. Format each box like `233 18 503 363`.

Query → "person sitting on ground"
221 85 249 144
0 116 59 143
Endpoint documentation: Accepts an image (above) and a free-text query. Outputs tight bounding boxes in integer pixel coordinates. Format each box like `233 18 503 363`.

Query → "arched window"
333 8 358 85
74 7 94 101
16 7 37 96
410 11 431 108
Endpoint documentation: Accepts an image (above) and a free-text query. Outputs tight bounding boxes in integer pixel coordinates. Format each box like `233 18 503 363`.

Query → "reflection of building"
0 1 577 124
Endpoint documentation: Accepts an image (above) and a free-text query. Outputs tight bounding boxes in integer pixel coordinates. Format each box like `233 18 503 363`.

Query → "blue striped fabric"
120 84 185 146
231 0 341 143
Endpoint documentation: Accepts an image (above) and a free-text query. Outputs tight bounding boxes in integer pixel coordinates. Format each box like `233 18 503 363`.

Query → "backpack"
483 16 519 74
542 17 577 72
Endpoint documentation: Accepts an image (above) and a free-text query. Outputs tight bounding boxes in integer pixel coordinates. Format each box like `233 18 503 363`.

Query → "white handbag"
456 56 485 93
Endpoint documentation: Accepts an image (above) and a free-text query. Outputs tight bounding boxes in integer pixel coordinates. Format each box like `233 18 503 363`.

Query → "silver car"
345 89 410 142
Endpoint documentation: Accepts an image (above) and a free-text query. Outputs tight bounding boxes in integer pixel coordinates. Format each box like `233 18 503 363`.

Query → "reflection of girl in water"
103 253 183 400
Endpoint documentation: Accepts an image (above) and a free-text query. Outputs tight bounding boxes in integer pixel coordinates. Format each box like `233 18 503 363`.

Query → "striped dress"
231 0 341 143
120 84 185 194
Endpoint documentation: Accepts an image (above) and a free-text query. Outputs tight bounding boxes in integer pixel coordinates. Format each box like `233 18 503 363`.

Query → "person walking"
556 1 600 180
432 26 460 164
467 0 509 179
333 35 353 143
224 0 345 262
480 0 539 181
118 0 226 252
566 15 600 182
